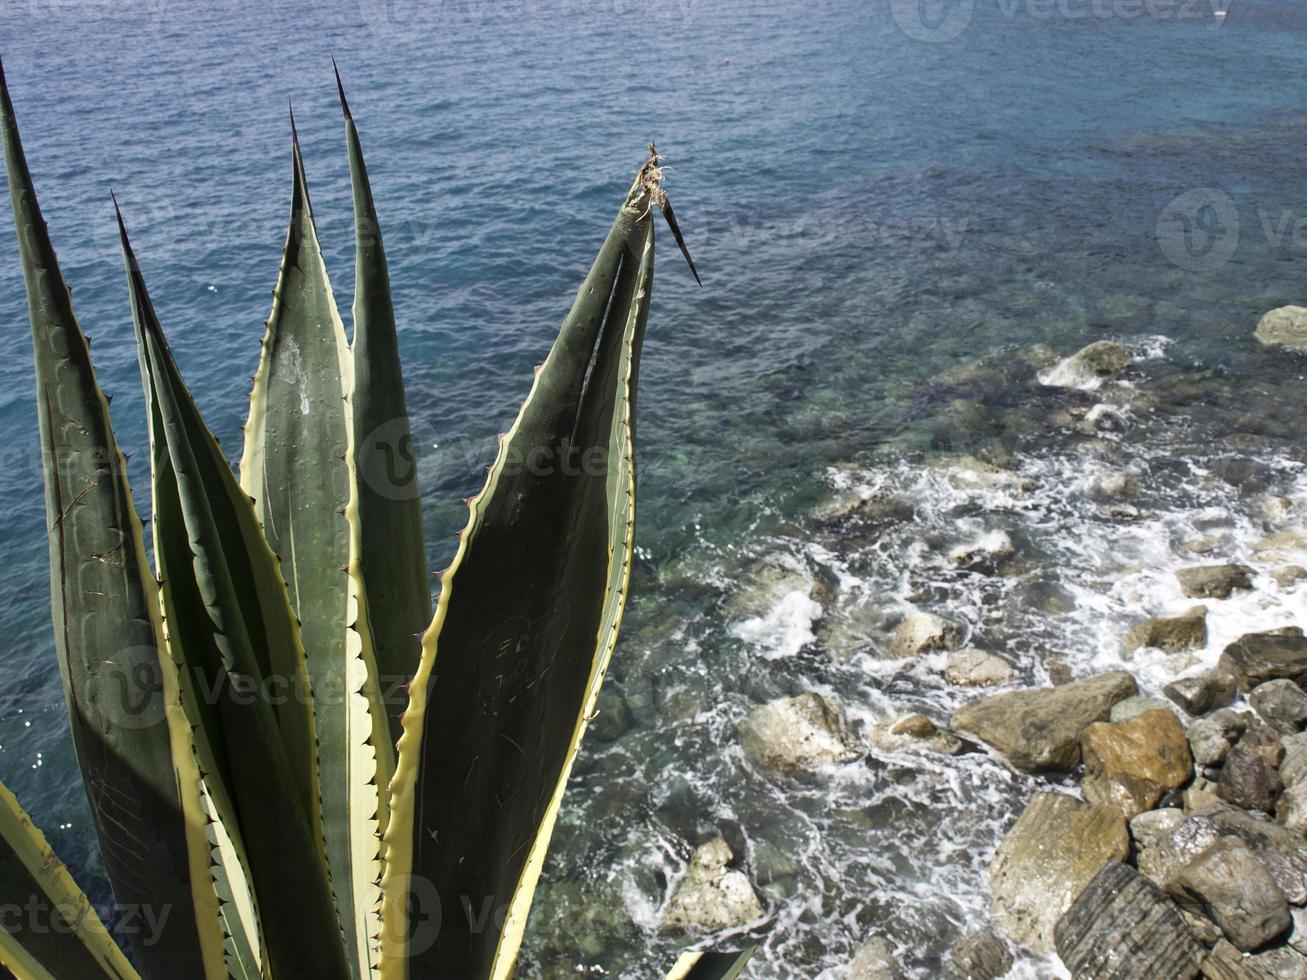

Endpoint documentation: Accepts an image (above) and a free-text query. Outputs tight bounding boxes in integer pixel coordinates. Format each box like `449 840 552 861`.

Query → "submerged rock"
1176 563 1255 600
887 610 965 659
988 792 1129 951
871 713 962 756
739 692 863 776
1167 836 1291 952
1220 630 1307 692
1124 606 1208 655
590 687 635 742
1255 305 1307 353
947 530 1015 572
1276 566 1307 588
1165 668 1239 716
1080 708 1194 818
661 838 764 935
1038 341 1133 390
945 928 1013 980
1054 862 1201 980
847 936 899 980
1202 940 1307 979
950 671 1138 772
943 649 1013 688
1251 680 1307 734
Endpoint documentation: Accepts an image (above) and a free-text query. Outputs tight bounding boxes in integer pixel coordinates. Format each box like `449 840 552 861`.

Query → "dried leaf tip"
332 58 352 121
637 141 702 287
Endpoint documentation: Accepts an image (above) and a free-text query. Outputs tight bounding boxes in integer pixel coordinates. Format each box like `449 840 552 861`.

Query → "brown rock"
1201 940 1307 979
1176 564 1255 599
1221 630 1307 693
1218 746 1285 813
944 649 1013 688
1126 606 1209 655
1165 669 1239 716
1080 709 1194 818
887 610 964 659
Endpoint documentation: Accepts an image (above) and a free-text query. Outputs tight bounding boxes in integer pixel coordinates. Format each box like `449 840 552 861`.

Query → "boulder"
1111 695 1177 724
1038 341 1133 389
1277 566 1307 588
1292 906 1307 956
1139 809 1224 886
887 610 965 659
988 792 1129 951
1165 669 1239 716
1218 745 1285 813
1125 606 1208 655
951 671 1138 772
1156 806 1307 904
847 936 899 980
1252 680 1307 734
1080 709 1194 818
1282 733 1307 787
590 687 635 742
661 838 764 934
1241 722 1288 768
1188 709 1249 767
1280 782 1307 836
1131 808 1187 851
1255 305 1307 353
1202 940 1307 979
1168 836 1291 951
871 713 962 756
1054 862 1202 980
1176 564 1255 600
739 692 863 776
948 531 1016 571
1221 631 1307 693
944 649 1013 688
945 928 1012 980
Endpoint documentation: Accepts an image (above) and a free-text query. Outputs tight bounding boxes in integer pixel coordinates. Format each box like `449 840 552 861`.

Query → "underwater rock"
1176 563 1255 600
847 936 899 980
1168 836 1291 952
887 610 964 659
1038 340 1133 390
1125 606 1208 656
950 671 1138 772
590 687 635 742
870 712 961 756
661 837 764 935
988 792 1128 951
739 692 862 776
1255 306 1307 353
1080 708 1193 819
1276 566 1307 588
947 530 1015 572
944 649 1013 688
1054 862 1201 980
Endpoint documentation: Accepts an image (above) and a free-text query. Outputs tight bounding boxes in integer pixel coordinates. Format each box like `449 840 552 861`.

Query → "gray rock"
951 671 1139 772
1177 564 1256 600
1221 631 1307 693
1201 939 1307 979
1188 709 1250 766
944 649 1013 688
1139 809 1224 886
1184 776 1223 814
887 610 964 659
1279 782 1307 836
1277 566 1307 588
1241 721 1288 768
1255 305 1307 353
590 687 635 742
1193 807 1307 905
1112 695 1177 723
1218 745 1285 813
848 936 899 980
945 928 1013 980
1126 606 1208 655
661 837 765 935
1168 836 1291 951
1165 669 1240 716
988 792 1129 951
1252 680 1307 734
1290 906 1307 956
948 531 1016 571
1038 341 1133 389
1282 734 1307 787
875 713 963 756
1054 862 1201 980
739 692 863 776
1131 808 1187 851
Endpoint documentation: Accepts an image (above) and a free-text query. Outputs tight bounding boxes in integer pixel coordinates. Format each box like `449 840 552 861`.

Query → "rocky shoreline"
647 330 1307 979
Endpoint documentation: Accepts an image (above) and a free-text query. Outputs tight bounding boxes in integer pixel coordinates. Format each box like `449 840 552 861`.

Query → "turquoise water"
2 0 1307 975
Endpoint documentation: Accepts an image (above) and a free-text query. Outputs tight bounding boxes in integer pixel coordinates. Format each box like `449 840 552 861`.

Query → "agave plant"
0 60 754 980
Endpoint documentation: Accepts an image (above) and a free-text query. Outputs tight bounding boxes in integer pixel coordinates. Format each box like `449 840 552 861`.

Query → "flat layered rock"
945 928 1013 980
1221 631 1307 693
989 792 1129 951
1201 939 1307 979
1054 862 1201 980
951 671 1138 772
1080 709 1194 818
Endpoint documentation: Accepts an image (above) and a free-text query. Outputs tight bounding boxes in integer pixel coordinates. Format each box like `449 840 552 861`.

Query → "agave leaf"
239 111 392 980
1 59 226 980
380 153 658 979
664 948 757 980
0 781 140 980
116 212 350 980
336 63 432 746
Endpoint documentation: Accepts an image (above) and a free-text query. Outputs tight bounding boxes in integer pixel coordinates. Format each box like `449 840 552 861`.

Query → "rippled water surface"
2 0 1307 975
